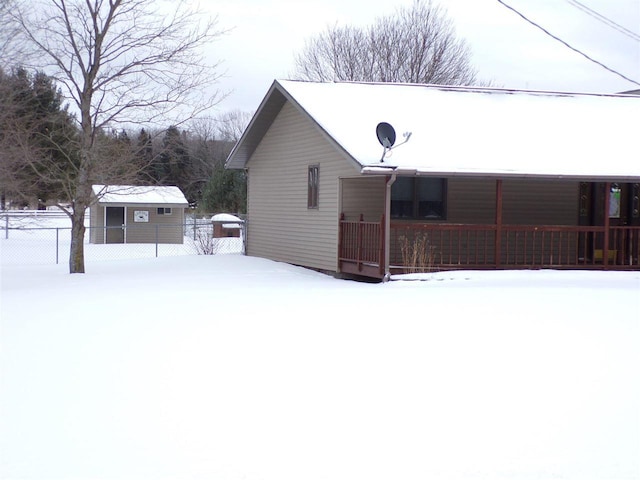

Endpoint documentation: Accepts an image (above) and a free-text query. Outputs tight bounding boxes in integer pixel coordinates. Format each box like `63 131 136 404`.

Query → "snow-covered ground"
1 219 639 480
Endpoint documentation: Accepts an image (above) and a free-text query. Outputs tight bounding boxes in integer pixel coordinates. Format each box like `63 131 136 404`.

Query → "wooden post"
495 179 503 268
603 182 611 269
379 214 385 275
357 213 364 271
383 174 396 281
338 213 345 264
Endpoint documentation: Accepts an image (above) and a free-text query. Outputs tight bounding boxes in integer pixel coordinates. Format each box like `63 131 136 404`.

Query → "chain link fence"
1 211 245 266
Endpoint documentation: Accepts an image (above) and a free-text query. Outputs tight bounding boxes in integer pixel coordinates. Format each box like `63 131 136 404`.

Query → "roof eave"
226 80 363 172
226 81 287 170
360 166 640 182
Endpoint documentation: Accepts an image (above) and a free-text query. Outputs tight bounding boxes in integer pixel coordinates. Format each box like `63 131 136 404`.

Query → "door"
105 207 125 244
588 183 638 264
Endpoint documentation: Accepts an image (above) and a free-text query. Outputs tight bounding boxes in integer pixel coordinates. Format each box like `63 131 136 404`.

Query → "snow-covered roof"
211 213 243 228
227 80 640 180
92 185 188 205
211 213 243 223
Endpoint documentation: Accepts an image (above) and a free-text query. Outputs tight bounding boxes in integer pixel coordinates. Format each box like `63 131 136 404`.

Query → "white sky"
204 0 640 113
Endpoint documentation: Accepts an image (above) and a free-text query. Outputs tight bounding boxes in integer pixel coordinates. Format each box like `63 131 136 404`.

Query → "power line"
565 0 640 42
496 0 640 87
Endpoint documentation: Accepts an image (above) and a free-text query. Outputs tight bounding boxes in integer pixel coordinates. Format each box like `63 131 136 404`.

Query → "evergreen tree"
201 163 246 214
0 67 78 208
135 128 155 183
159 125 192 198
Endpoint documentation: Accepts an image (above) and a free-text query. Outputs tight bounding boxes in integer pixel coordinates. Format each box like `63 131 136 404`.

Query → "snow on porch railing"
338 213 385 276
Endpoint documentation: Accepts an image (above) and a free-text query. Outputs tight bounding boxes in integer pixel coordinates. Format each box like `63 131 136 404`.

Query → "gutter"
383 173 396 282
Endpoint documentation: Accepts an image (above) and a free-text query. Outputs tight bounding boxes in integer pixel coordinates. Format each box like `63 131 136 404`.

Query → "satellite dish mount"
376 122 412 162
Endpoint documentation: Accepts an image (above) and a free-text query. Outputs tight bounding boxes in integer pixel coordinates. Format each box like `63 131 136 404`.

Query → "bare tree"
183 111 250 211
293 0 482 86
9 0 226 273
0 0 32 66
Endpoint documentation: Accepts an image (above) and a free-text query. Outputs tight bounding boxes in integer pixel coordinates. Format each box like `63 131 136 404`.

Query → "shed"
211 213 244 238
89 185 189 244
226 80 640 279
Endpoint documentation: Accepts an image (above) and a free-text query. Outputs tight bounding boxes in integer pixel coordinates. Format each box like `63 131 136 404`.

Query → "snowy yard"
1 228 639 479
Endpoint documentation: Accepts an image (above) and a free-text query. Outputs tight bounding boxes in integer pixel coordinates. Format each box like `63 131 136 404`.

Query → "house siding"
446 178 579 225
340 177 386 221
390 178 580 267
447 178 496 224
340 177 579 226
503 180 579 225
246 101 360 272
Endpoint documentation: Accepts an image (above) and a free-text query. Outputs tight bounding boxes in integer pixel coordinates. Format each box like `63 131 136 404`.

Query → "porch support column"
383 174 396 281
603 181 611 269
495 179 503 269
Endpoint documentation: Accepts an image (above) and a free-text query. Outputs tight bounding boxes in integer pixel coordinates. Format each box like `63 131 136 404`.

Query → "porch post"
383 174 396 281
603 182 611 269
495 179 503 268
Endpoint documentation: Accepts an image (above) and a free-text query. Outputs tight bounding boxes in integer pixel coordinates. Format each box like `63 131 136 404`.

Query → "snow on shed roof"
211 213 243 223
93 185 188 205
228 80 640 180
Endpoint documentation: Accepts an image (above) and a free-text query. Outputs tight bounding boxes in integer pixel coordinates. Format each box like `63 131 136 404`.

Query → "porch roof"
228 80 640 181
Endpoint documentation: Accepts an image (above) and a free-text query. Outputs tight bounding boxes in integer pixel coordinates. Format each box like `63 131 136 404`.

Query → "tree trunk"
69 207 86 273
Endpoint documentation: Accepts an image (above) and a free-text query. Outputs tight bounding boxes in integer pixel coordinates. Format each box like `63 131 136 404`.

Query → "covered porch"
338 178 640 279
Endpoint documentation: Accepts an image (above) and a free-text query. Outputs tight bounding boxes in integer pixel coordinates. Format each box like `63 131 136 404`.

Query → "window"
391 177 446 219
308 165 319 209
157 207 172 215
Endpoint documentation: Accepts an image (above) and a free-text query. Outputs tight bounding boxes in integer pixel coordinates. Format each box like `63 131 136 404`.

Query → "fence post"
4 213 8 239
155 224 159 258
56 228 59 264
193 214 197 241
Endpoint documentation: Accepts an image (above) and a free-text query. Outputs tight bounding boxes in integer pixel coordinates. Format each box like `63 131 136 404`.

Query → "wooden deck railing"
338 216 640 276
338 214 385 277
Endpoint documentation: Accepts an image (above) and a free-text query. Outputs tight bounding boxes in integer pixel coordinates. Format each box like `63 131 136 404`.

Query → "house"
226 80 640 279
89 185 189 244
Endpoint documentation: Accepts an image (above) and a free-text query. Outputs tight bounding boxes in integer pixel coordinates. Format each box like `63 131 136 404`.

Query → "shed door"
105 207 125 244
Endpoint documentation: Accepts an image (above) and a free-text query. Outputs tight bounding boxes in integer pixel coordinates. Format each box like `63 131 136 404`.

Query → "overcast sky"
205 0 640 113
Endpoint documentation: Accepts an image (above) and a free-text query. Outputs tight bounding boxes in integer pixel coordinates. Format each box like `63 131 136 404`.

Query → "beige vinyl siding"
447 178 496 224
447 178 579 225
90 204 185 244
125 206 185 244
340 177 386 221
503 180 579 225
391 178 580 266
246 102 360 272
89 204 105 243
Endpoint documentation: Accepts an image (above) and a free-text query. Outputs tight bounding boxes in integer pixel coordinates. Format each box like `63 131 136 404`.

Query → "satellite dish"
376 122 396 149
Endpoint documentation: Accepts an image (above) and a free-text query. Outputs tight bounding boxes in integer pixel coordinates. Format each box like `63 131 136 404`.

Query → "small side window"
157 207 172 215
308 165 319 209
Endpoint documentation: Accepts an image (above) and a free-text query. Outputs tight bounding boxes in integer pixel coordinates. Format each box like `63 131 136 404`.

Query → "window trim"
308 165 319 209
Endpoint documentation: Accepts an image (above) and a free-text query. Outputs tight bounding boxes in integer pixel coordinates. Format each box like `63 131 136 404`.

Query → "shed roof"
227 80 640 181
211 213 244 223
93 185 188 205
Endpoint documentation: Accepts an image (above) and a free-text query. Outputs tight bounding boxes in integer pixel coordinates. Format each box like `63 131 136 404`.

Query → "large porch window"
391 177 446 220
